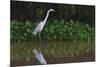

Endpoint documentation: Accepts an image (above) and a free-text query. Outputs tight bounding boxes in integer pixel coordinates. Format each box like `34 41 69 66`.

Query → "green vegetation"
11 20 95 41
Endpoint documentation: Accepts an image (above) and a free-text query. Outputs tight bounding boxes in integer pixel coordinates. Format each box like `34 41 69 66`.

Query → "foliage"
11 20 95 41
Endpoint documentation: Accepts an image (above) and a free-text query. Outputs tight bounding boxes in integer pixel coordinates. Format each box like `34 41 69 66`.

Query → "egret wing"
32 23 41 35
32 22 43 35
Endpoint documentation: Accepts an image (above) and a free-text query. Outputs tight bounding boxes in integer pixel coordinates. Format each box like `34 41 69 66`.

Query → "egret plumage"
32 9 55 36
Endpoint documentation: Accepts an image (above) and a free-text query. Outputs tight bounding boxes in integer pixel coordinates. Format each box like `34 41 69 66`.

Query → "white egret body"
32 9 55 35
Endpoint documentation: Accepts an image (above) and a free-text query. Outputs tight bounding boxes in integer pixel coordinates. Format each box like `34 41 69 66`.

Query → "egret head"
48 9 56 12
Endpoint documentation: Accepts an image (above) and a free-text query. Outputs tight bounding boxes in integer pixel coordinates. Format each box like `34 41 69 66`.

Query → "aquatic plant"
11 20 95 41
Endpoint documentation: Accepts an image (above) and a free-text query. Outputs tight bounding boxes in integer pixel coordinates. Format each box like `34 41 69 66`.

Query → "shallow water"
11 40 95 65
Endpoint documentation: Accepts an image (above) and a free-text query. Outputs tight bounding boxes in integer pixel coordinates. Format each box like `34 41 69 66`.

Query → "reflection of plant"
11 41 95 61
11 20 95 41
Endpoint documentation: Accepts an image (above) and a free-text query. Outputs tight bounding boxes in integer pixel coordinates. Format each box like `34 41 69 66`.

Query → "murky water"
11 40 95 66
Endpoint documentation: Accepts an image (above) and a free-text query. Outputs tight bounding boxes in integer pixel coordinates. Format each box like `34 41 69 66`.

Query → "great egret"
32 9 55 37
32 9 55 64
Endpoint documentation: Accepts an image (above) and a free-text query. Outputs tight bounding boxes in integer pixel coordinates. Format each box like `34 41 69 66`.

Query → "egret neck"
43 11 50 24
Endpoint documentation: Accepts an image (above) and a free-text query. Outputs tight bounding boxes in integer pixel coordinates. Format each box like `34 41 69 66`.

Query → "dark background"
11 1 95 27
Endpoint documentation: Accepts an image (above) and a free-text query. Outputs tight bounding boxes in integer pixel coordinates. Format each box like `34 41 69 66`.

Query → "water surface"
11 40 95 66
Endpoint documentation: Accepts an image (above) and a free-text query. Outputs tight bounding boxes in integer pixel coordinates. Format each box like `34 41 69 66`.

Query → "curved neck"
43 11 50 23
